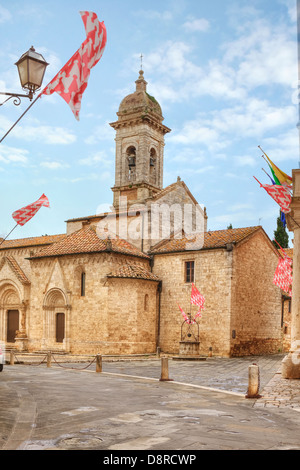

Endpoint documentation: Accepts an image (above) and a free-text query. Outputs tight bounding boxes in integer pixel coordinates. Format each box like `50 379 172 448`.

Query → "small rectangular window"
185 261 194 283
81 272 86 296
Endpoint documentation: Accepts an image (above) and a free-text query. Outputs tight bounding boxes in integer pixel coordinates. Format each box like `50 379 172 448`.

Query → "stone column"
282 169 300 378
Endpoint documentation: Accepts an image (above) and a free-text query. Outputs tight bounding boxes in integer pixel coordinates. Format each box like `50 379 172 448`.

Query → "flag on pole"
259 146 292 187
12 194 50 226
273 255 293 297
253 177 291 214
41 11 107 120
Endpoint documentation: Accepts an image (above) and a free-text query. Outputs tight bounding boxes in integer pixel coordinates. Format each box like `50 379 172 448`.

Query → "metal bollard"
47 352 52 368
160 357 173 381
245 364 261 398
10 351 14 365
96 354 102 373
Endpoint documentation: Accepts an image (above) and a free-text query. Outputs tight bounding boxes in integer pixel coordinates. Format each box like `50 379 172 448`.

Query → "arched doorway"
43 288 69 351
7 310 19 343
0 283 22 344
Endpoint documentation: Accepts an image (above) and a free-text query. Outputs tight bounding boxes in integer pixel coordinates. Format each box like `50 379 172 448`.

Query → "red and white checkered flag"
273 255 293 296
12 194 50 226
254 177 292 214
41 11 107 120
178 303 190 323
261 183 291 214
191 283 205 310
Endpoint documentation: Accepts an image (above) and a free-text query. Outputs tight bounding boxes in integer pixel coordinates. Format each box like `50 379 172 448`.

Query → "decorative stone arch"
42 288 71 351
0 281 25 345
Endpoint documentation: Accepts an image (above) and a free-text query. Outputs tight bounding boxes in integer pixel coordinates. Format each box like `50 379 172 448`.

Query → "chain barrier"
11 351 48 366
51 353 97 370
9 351 97 370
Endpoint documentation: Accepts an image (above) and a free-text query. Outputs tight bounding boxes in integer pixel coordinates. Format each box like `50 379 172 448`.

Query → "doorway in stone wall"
7 310 19 343
56 312 65 343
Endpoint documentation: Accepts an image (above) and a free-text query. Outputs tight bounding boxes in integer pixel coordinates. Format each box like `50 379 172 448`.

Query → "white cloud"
139 8 296 112
222 17 297 89
0 145 28 165
0 5 11 23
144 42 246 104
169 98 296 153
229 203 254 212
261 128 299 164
133 9 173 21
84 123 114 144
234 155 256 167
183 17 210 32
40 161 69 170
279 0 297 22
56 172 112 184
14 125 76 145
79 151 112 168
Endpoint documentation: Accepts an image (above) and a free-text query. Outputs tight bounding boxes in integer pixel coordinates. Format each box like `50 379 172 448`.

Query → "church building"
0 71 287 357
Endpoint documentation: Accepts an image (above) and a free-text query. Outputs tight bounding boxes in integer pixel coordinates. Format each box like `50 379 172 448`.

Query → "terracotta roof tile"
107 263 160 281
30 226 149 259
151 226 262 254
0 234 66 251
0 255 30 284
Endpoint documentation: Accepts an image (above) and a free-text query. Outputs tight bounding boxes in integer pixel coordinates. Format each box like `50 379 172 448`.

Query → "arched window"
81 272 86 297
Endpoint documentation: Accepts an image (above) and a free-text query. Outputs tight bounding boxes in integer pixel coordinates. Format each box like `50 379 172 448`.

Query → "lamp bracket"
0 91 33 107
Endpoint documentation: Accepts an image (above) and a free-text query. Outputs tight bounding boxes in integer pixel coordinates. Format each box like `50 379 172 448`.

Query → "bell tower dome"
110 70 171 209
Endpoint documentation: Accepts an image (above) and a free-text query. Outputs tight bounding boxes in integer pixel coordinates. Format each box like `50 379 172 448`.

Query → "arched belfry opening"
127 146 136 182
110 70 171 209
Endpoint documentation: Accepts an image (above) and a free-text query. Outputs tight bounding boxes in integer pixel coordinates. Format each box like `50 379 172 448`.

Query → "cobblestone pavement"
1 353 300 452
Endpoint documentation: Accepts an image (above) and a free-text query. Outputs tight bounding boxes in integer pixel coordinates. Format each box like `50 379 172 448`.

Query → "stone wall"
152 248 233 356
28 252 158 355
230 231 283 356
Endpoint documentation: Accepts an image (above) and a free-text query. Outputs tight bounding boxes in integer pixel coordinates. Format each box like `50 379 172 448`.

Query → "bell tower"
110 70 171 209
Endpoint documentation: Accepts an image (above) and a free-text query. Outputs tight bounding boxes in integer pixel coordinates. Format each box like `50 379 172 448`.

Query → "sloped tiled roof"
0 255 30 284
278 248 293 259
0 234 66 251
107 263 160 281
29 225 149 260
151 226 262 254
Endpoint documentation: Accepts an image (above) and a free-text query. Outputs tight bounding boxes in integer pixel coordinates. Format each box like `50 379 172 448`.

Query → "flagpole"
0 94 41 144
0 224 18 247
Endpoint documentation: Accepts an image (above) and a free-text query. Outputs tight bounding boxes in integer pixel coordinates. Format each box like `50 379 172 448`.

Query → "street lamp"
0 46 48 106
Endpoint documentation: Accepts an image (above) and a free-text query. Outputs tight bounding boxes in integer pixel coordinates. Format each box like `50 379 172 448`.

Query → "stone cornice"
110 115 171 135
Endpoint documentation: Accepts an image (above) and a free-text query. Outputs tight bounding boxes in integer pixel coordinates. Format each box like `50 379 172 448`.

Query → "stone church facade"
0 71 288 357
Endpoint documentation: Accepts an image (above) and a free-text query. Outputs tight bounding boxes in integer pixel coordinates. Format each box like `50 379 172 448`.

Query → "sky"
0 0 299 246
